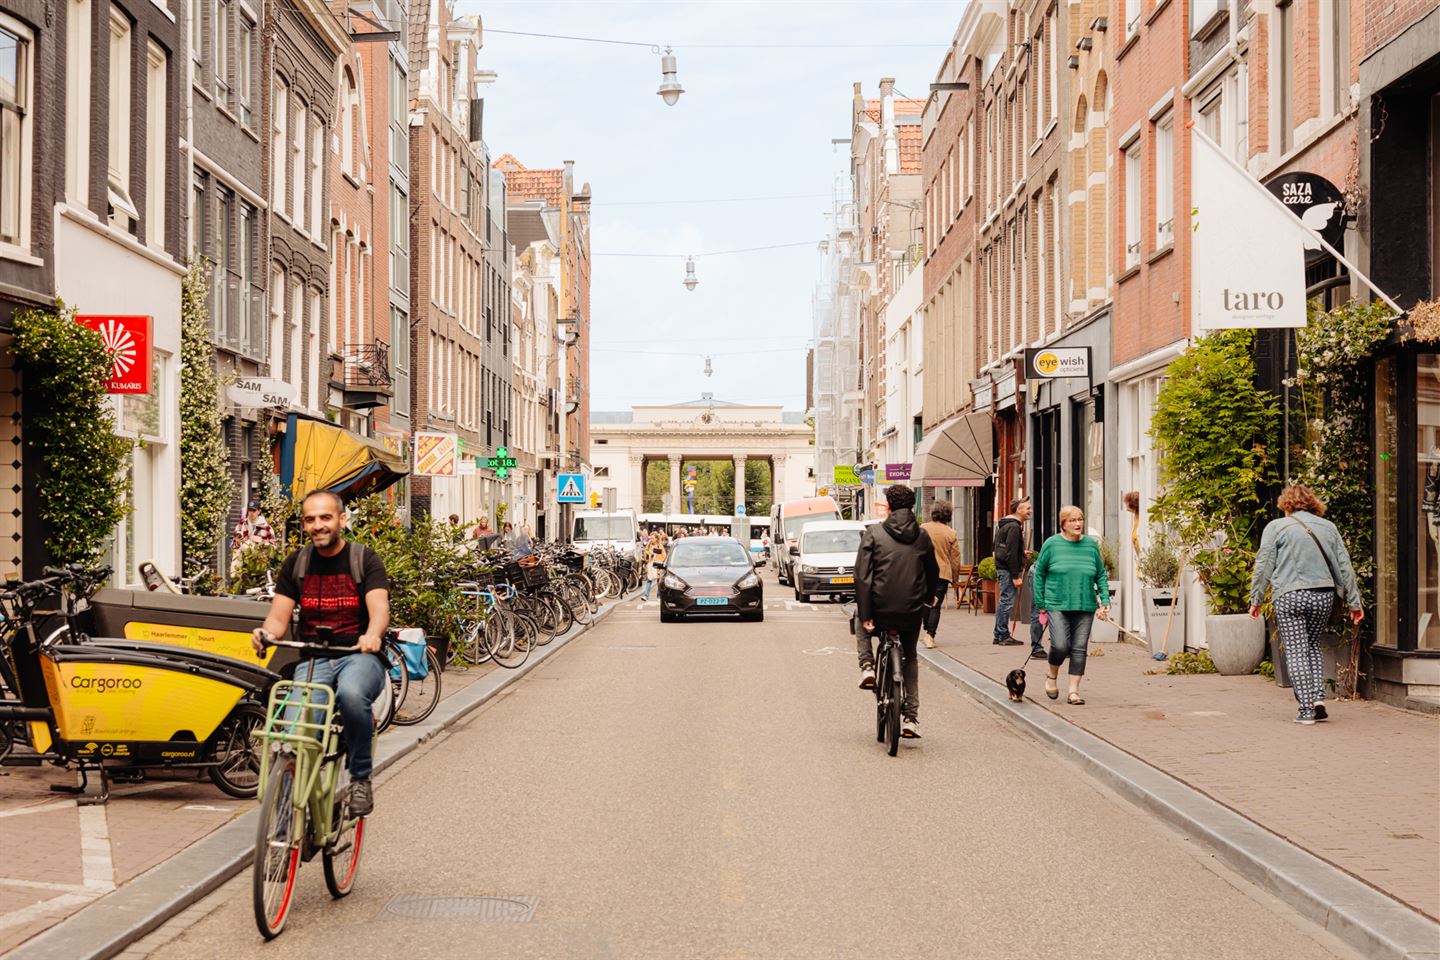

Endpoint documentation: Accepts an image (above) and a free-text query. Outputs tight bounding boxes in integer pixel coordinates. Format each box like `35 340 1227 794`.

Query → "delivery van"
769 495 842 585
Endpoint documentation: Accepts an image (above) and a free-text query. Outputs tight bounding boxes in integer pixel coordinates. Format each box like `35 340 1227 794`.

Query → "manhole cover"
381 895 540 922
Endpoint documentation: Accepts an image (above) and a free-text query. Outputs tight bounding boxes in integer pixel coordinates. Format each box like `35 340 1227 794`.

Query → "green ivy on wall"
12 301 132 566
179 262 235 586
1289 298 1396 614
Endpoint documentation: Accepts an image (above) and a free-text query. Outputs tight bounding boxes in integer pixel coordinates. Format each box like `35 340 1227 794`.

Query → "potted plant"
976 556 998 614
1194 537 1266 675
1088 537 1122 644
1138 532 1186 657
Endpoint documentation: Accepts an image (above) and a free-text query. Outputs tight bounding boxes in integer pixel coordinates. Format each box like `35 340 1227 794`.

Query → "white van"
570 510 641 559
792 520 865 602
769 495 842 585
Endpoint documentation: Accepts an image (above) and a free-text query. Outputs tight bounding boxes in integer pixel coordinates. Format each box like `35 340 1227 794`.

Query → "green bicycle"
251 636 377 939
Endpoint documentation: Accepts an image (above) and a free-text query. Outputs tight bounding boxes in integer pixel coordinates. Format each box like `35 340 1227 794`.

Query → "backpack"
292 542 370 588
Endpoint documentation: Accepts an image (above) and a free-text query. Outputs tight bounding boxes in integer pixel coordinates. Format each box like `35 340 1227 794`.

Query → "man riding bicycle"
252 490 390 816
855 484 941 739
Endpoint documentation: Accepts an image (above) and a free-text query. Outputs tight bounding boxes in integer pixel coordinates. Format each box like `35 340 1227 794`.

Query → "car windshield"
785 512 840 541
803 530 860 554
669 541 751 568
573 517 634 541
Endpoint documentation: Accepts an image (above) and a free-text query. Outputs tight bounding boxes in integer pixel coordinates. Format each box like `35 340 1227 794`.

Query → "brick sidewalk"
928 606 1440 921
0 662 495 952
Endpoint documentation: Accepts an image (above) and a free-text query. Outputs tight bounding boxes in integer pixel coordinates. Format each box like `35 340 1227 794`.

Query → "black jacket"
855 509 942 626
993 517 1026 574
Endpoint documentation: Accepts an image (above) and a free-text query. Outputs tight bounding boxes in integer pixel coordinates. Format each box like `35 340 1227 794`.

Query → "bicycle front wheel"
323 792 366 898
484 611 531 669
253 755 302 940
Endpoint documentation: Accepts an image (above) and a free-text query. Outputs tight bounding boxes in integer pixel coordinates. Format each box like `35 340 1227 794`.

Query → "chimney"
880 77 898 176
563 160 574 198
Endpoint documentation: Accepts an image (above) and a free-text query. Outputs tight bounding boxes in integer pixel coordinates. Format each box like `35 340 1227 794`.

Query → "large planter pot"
1142 587 1186 657
980 580 997 614
1205 614 1266 675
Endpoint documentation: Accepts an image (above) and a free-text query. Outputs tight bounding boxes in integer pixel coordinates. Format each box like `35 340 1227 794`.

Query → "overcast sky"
459 0 963 412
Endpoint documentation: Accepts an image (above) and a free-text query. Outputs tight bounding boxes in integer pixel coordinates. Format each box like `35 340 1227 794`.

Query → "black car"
658 537 764 623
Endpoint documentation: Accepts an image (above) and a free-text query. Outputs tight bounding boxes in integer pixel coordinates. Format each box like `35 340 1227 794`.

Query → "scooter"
0 567 278 805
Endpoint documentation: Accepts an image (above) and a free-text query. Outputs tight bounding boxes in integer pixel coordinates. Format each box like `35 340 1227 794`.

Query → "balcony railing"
211 268 266 360
342 341 394 388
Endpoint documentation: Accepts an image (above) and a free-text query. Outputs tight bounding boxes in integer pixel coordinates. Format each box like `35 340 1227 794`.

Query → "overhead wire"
591 240 820 259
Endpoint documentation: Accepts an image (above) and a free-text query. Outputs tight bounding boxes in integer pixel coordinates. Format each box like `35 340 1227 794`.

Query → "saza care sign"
226 377 297 408
76 315 152 394
1024 347 1090 379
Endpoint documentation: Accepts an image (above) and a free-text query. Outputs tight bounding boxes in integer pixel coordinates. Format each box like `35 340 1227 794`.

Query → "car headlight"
662 573 688 591
735 571 761 590
798 564 815 574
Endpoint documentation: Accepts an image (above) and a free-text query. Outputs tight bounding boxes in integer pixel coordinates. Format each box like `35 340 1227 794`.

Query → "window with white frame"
0 18 31 249
268 265 283 373
309 116 322 232
307 290 320 409
1126 0 1141 38
145 43 166 251
271 80 287 216
287 278 301 396
213 0 229 96
237 13 254 126
66 0 90 207
291 101 306 224
107 8 137 230
1155 114 1174 248
340 68 356 175
1329 0 1350 117
189 0 202 65
1124 141 1140 268
1050 187 1061 335
1190 0 1225 38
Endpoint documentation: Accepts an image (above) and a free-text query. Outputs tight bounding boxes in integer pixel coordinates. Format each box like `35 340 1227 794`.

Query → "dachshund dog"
1005 666 1027 702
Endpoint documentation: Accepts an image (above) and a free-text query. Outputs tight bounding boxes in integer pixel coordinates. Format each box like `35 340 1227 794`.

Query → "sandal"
1067 693 1085 705
1045 679 1059 700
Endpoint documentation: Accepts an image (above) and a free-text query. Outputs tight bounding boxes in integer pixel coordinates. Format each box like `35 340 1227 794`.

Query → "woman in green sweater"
1031 505 1111 704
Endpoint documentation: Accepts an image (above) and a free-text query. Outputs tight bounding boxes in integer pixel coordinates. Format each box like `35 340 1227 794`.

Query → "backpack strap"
293 544 314 583
348 543 366 588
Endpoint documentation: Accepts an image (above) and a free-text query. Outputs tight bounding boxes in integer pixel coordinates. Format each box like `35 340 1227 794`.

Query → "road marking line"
0 892 97 934
77 805 116 893
0 879 93 894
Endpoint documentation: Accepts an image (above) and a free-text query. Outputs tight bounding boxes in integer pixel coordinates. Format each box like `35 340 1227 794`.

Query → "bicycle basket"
522 563 550 586
389 628 429 681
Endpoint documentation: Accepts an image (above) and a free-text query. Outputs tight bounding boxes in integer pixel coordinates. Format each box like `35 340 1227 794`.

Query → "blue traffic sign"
858 468 877 484
557 473 586 503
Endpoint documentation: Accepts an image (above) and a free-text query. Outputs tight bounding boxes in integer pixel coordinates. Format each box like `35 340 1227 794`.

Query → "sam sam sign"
75 315 152 394
226 378 297 408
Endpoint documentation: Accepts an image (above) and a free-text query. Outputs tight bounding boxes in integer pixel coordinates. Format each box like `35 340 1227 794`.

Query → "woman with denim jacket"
1249 484 1364 725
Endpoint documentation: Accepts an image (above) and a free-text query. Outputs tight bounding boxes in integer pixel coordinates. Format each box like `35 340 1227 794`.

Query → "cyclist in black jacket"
855 484 942 739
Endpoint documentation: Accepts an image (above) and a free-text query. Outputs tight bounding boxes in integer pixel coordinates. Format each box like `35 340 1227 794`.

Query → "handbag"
1291 517 1348 622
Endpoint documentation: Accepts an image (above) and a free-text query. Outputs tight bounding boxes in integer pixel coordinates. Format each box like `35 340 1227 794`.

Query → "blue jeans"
994 568 1018 640
291 653 385 779
1047 611 1095 677
1024 569 1047 654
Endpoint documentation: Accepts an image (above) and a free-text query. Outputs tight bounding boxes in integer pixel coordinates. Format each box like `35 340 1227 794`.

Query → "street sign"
413 432 458 476
885 463 912 481
557 473 586 503
833 465 859 485
735 503 746 516
661 493 674 512
76 315 152 394
484 445 519 479
457 458 478 476
226 377 297 408
858 467 877 485
603 487 616 512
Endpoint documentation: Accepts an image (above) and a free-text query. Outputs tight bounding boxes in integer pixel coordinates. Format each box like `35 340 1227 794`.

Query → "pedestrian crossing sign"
557 473 586 503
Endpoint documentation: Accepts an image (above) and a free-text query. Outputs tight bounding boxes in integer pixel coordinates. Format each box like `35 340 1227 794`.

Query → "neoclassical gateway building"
589 396 816 515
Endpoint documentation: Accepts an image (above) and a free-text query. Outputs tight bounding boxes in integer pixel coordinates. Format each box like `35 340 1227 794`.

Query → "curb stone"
919 648 1440 960
5 596 630 960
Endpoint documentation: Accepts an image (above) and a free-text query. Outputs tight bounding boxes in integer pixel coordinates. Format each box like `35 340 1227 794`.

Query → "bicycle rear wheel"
394 648 442 725
484 611 530 669
375 646 408 734
886 645 902 757
252 755 301 939
207 703 266 798
322 786 365 897
874 653 889 744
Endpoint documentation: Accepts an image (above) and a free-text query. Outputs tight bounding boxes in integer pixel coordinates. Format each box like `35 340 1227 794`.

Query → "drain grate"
380 895 540 922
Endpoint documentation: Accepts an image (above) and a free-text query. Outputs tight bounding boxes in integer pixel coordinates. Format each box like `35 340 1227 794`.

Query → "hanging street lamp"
657 47 684 106
683 256 699 291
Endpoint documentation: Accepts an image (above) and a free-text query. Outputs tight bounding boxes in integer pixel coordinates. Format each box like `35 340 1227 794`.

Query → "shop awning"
912 412 993 487
278 413 408 503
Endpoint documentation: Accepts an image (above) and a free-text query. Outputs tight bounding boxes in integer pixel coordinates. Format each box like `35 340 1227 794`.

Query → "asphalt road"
139 578 1360 960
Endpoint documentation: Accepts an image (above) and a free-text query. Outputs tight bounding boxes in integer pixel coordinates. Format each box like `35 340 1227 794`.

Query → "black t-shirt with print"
275 543 390 652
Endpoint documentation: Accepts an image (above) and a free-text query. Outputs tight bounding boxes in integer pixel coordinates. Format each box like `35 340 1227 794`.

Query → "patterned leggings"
1275 588 1333 713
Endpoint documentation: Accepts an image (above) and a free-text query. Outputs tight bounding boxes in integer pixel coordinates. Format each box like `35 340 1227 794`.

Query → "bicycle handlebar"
258 637 364 657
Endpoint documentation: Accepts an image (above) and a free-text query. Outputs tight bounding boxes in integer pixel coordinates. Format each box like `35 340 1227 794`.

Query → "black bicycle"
871 627 905 756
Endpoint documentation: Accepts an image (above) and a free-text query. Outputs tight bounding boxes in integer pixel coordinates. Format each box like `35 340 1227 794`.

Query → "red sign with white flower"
75 315 152 394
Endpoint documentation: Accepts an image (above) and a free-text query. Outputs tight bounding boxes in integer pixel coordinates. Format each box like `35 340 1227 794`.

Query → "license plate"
695 597 728 606
830 576 855 585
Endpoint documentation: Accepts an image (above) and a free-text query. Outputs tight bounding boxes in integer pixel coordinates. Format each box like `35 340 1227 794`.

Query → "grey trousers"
857 618 921 721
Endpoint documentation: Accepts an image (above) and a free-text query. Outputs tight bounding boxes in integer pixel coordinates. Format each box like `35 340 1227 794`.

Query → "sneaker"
859 665 876 690
1294 711 1316 726
901 719 921 739
994 636 1023 646
348 778 374 817
1030 648 1047 659
922 634 937 649
1313 703 1328 722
